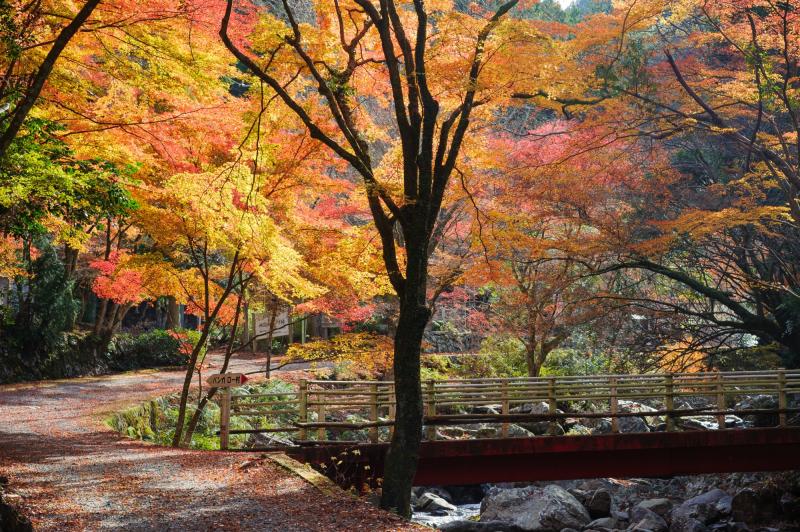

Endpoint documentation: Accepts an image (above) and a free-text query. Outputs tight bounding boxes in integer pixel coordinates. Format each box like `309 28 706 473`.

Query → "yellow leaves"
285 332 393 377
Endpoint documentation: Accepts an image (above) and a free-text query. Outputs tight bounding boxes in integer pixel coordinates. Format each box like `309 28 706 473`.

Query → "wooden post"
609 378 619 433
715 373 726 430
778 368 787 428
149 400 158 434
501 381 510 438
664 374 675 432
547 377 558 435
317 392 326 441
220 388 231 450
369 383 379 442
388 389 396 438
298 380 308 441
426 380 436 440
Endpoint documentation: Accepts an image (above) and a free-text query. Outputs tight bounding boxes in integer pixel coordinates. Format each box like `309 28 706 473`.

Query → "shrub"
107 329 188 370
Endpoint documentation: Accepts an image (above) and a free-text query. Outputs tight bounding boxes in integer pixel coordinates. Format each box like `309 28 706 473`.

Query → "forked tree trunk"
380 239 431 516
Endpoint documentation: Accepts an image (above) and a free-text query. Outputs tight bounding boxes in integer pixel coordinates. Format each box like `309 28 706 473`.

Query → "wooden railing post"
715 373 726 430
298 379 308 441
220 388 231 450
149 400 158 435
501 381 510 438
778 368 787 428
664 374 675 432
609 377 619 433
317 392 326 441
426 380 436 440
547 377 558 435
369 383 379 442
388 388 396 438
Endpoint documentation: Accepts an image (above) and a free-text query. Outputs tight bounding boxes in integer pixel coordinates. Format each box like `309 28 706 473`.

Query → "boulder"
627 505 668 532
730 488 779 524
619 400 661 426
585 516 620 531
586 489 613 519
668 518 708 532
520 421 565 436
416 492 457 513
471 404 502 415
590 419 613 435
677 416 718 431
507 424 536 438
618 416 650 433
734 395 779 427
480 485 591 531
780 492 800 519
723 415 745 428
439 520 526 532
670 489 731 525
635 498 673 518
511 402 551 415
446 484 487 505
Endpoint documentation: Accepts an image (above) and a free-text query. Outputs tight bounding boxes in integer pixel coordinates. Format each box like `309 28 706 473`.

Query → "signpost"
207 373 249 450
206 373 248 388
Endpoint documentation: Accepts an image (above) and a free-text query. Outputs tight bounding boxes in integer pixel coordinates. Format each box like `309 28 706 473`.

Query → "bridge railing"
220 369 800 449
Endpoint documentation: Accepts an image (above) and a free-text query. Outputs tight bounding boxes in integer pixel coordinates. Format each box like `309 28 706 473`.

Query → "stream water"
412 502 481 528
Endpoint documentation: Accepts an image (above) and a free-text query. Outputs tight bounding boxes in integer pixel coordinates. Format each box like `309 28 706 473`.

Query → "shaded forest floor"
0 353 421 531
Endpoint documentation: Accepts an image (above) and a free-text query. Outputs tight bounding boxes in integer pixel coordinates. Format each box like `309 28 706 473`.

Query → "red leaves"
90 252 145 305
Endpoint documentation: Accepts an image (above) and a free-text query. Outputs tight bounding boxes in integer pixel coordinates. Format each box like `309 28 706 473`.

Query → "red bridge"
219 370 800 488
286 428 800 490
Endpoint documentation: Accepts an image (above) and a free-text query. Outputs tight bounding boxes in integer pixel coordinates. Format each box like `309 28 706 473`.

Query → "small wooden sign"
207 373 249 388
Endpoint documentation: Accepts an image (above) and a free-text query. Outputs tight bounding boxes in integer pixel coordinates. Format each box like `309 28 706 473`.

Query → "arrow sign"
206 373 249 388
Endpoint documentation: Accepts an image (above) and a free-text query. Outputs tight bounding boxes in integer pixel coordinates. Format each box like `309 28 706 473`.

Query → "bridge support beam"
287 428 800 489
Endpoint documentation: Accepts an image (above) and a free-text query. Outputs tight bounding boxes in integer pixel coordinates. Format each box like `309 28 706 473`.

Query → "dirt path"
0 355 420 531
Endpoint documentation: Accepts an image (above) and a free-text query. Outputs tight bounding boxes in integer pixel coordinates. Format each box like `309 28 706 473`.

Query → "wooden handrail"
218 371 800 448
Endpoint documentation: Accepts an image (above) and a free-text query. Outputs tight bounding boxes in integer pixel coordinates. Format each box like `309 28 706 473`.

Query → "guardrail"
218 370 800 449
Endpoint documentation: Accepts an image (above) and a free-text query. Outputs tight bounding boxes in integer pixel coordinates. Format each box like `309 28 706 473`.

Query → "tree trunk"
380 242 431 517
166 296 181 329
525 344 540 377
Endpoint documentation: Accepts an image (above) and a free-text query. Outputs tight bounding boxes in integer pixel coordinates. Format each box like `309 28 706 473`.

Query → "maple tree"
216 0 570 513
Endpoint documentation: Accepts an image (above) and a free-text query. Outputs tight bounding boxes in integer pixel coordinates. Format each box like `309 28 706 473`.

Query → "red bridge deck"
287 428 800 488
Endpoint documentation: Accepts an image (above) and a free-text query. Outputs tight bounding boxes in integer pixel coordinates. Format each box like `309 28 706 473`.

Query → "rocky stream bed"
411 472 800 531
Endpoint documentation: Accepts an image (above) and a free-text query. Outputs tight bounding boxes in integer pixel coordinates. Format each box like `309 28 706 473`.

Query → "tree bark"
165 296 181 329
380 241 431 517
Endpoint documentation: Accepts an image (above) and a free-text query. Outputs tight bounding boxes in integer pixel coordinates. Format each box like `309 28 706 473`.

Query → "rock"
636 498 673 518
723 415 745 428
619 400 661 426
471 404 502 415
507 424 536 438
670 489 731 525
586 489 613 519
446 484 487 505
734 395 779 427
559 528 580 532
480 484 591 531
519 421 565 436
439 520 526 532
780 492 800 519
668 518 708 532
618 416 650 433
678 416 718 431
730 488 779 524
585 516 619 531
417 492 457 513
511 402 551 415
627 505 668 532
590 419 613 435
